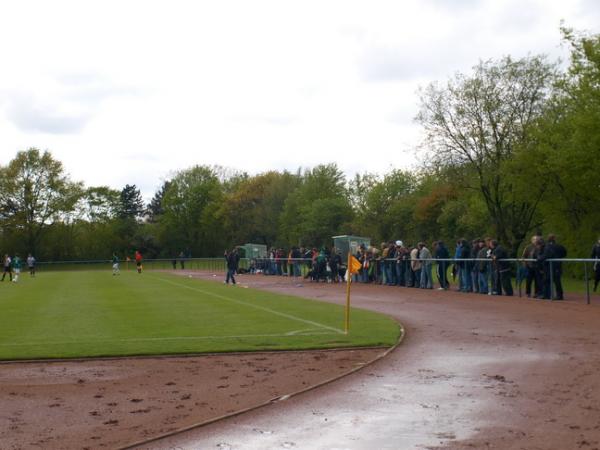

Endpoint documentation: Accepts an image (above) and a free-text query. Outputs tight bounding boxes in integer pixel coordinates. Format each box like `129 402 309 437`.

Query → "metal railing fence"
33 257 599 304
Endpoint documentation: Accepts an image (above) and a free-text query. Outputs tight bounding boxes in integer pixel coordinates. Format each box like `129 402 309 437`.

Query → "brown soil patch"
0 348 385 449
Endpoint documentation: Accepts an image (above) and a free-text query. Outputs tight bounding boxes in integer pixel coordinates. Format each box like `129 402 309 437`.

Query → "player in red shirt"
135 250 143 274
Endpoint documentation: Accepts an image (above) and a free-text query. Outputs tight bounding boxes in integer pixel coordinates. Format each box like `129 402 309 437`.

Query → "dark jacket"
458 243 471 269
544 242 566 271
522 244 537 268
435 244 450 260
227 252 239 270
477 247 489 272
492 245 510 272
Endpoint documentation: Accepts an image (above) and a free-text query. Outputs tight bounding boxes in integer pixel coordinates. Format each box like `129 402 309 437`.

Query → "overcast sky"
1 0 599 199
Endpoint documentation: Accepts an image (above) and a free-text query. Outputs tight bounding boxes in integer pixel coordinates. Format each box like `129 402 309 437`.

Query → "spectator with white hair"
410 244 421 288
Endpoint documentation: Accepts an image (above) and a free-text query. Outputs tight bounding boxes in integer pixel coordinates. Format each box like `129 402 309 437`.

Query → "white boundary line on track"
0 330 336 347
149 274 345 335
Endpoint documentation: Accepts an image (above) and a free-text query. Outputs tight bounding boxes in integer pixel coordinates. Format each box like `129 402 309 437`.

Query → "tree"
531 28 600 254
279 164 353 247
146 180 171 223
354 170 417 243
219 171 300 247
417 55 558 255
0 148 82 254
118 184 145 220
158 166 224 256
80 186 120 222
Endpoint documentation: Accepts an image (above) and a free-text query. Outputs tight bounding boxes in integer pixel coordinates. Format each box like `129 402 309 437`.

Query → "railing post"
488 260 492 295
518 260 522 298
584 262 590 305
549 261 554 301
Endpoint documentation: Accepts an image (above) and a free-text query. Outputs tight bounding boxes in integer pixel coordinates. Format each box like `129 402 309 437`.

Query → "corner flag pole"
345 251 351 334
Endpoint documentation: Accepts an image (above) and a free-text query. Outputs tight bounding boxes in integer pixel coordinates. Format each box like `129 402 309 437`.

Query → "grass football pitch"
0 271 400 360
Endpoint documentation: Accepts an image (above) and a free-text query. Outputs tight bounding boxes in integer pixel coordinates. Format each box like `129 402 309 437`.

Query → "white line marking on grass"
0 331 338 347
149 274 345 335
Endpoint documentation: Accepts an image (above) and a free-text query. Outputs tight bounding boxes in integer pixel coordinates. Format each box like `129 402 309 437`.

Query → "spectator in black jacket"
522 236 541 298
592 238 600 292
435 240 450 290
535 238 548 298
476 240 491 294
545 234 567 300
225 249 239 285
329 247 342 283
491 240 513 296
470 239 481 293
457 239 472 292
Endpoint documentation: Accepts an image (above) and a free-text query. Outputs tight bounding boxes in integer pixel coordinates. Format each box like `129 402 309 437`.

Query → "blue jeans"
478 268 489 294
385 264 395 285
459 266 472 292
226 268 236 284
396 263 405 286
412 269 421 287
420 264 433 288
471 268 479 293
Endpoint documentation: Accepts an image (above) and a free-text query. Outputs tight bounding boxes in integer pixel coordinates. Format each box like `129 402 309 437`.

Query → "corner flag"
345 252 361 334
349 255 362 275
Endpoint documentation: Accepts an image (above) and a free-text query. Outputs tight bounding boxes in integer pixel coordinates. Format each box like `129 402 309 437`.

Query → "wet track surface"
138 275 600 450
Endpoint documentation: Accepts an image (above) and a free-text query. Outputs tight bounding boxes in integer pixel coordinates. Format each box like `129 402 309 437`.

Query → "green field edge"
0 343 400 365
0 274 404 362
0 319 402 362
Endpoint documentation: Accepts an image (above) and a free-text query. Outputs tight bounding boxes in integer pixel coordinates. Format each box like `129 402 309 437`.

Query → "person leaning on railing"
522 236 541 298
592 237 600 292
418 242 433 289
410 245 421 288
434 240 450 290
491 240 513 296
476 240 490 295
544 234 567 300
470 239 481 293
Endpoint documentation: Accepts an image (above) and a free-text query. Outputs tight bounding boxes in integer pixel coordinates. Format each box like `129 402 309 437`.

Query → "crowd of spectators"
244 233 581 300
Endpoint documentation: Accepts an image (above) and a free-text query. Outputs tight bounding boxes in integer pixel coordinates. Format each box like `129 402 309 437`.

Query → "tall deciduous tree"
532 28 600 253
0 148 82 254
158 165 224 256
219 171 300 247
356 170 417 243
279 164 353 247
417 55 557 255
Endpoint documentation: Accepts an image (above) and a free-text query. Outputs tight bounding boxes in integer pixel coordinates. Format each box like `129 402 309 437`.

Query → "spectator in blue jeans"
419 242 433 289
477 240 490 294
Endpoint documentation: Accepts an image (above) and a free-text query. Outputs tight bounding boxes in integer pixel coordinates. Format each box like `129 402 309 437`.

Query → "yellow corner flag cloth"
348 255 362 274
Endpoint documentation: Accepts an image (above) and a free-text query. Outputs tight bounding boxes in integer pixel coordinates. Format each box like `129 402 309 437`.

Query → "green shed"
239 243 268 259
332 235 371 257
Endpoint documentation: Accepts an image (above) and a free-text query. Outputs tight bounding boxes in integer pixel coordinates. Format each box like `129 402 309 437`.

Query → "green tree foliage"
417 55 558 255
0 148 82 255
80 186 120 222
219 171 300 247
280 164 353 247
146 181 171 223
118 184 145 220
157 165 224 256
354 170 417 243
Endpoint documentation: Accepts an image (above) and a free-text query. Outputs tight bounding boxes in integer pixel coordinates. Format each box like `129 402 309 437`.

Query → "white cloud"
0 0 598 199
